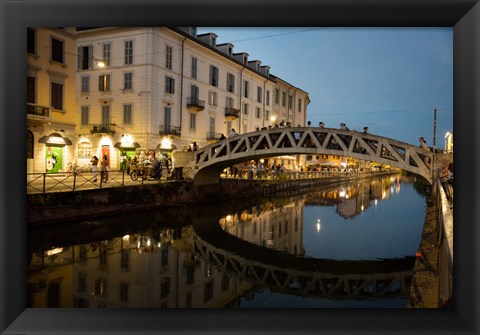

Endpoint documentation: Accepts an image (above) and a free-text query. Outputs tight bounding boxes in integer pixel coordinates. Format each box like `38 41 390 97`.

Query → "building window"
203 281 214 303
165 76 175 94
282 91 286 107
209 65 218 87
78 141 92 158
98 74 110 91
78 276 86 293
51 82 63 110
226 73 235 93
266 90 270 106
256 107 261 119
77 45 93 70
124 40 133 65
257 86 262 103
161 248 169 267
274 88 279 104
191 57 197 79
226 96 234 109
81 106 89 126
209 117 215 135
298 98 302 112
161 279 171 299
166 45 173 69
243 80 249 98
27 130 34 159
164 107 171 128
288 95 293 109
27 28 36 54
95 279 107 296
190 113 196 130
121 250 129 270
120 283 129 302
190 85 199 99
101 105 110 126
102 43 111 67
243 103 249 115
81 76 89 93
265 110 270 121
27 76 36 104
51 37 64 63
221 275 230 291
123 104 132 125
79 245 87 261
208 91 217 106
124 72 133 90
186 266 195 285
186 292 192 308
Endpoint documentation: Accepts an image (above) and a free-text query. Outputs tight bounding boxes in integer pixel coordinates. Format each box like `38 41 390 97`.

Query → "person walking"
319 122 325 128
101 154 109 183
90 155 99 182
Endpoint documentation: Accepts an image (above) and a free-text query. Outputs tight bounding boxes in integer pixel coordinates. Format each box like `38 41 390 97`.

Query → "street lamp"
270 115 276 124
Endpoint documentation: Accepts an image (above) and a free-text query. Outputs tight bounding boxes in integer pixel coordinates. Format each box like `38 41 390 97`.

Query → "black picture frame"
1 0 479 334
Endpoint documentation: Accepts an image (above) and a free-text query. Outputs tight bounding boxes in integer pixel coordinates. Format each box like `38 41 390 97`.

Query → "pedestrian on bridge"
319 122 325 128
340 122 349 131
363 126 369 134
419 137 429 150
229 128 238 138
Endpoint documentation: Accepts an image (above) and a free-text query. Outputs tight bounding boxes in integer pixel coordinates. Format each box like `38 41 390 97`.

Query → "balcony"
27 103 51 118
225 107 240 120
90 123 116 135
187 98 205 111
159 125 181 136
206 132 223 141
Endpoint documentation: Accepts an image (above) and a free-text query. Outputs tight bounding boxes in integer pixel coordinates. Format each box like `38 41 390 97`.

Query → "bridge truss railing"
193 234 411 300
194 127 434 184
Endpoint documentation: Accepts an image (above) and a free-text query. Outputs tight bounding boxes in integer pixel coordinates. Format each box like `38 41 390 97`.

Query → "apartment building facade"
75 27 310 169
27 27 77 174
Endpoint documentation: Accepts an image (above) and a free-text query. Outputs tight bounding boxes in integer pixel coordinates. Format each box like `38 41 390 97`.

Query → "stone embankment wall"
27 173 395 226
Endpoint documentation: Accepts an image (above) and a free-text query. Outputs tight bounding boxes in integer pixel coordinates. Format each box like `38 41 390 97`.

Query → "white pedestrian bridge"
191 127 434 186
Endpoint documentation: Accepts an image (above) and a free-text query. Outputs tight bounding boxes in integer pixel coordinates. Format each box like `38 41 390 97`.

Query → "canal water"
27 173 427 308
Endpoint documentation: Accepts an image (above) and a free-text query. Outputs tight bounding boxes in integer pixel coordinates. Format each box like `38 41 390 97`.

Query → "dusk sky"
198 27 453 147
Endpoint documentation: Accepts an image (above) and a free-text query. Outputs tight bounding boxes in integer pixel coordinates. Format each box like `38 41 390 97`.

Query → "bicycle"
66 162 84 177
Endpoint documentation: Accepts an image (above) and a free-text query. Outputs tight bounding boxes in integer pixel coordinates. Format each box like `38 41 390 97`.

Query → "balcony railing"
207 132 224 140
187 98 205 111
225 107 240 120
27 103 51 117
159 125 181 136
90 123 116 134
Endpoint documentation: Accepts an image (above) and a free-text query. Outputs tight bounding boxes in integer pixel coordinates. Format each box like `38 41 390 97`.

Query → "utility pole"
433 107 437 151
432 107 438 184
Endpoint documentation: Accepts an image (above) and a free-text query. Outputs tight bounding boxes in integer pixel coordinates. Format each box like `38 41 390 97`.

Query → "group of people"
90 154 109 183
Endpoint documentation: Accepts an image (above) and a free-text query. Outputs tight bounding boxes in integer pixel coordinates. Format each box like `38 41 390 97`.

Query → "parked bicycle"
66 162 84 177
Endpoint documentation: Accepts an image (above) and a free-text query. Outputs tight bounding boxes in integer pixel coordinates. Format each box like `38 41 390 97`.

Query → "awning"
114 142 140 149
38 133 72 146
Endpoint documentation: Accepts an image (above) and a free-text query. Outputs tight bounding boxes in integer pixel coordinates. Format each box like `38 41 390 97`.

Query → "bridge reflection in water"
27 173 425 308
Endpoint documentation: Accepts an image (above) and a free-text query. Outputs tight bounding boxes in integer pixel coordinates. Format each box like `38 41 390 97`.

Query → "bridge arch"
193 127 433 186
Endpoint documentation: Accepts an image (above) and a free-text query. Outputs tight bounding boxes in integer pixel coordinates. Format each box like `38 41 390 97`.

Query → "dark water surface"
27 173 427 308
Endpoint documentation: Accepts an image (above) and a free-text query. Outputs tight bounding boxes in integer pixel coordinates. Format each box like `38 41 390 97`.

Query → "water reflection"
27 173 424 308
